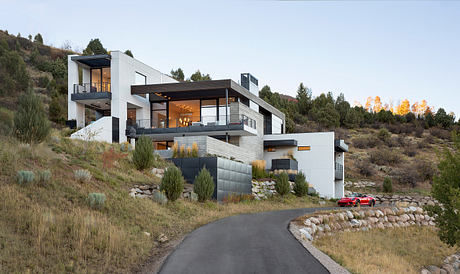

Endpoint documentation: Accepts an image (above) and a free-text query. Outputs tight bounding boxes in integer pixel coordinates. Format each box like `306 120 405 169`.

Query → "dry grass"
0 133 328 273
314 226 459 274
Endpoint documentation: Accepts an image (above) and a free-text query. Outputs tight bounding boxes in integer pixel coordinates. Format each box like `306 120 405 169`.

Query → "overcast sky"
2 0 459 117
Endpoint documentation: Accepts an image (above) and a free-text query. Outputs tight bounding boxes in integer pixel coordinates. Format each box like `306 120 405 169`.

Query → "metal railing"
73 82 111 93
127 115 256 130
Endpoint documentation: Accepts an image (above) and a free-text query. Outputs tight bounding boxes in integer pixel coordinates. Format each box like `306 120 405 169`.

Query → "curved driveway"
159 207 333 274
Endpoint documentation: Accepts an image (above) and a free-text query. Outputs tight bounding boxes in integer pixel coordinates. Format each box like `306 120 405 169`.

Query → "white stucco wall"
70 116 112 142
263 132 337 198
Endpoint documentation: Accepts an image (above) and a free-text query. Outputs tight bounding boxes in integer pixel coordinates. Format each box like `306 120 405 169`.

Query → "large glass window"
249 100 259 112
151 102 167 128
272 114 283 134
218 97 235 125
90 68 111 92
201 99 217 125
169 100 200 127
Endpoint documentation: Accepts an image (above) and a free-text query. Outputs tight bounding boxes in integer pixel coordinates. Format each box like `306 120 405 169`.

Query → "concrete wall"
171 136 255 164
263 132 337 198
67 55 85 128
70 116 112 142
230 102 264 161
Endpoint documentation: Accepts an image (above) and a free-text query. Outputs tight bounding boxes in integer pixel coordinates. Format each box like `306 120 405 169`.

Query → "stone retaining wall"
373 194 438 207
251 179 294 199
421 253 460 274
291 206 435 241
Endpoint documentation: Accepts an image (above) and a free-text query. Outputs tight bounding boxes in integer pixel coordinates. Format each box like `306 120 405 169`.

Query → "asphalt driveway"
159 207 333 274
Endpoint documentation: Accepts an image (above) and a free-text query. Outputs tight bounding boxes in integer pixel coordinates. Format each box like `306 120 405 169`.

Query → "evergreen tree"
33 33 43 44
83 38 107 55
170 68 185 81
132 135 154 170
335 93 351 126
435 108 455 129
193 167 215 202
49 91 65 124
296 83 312 115
189 70 211 82
124 50 133 57
14 90 50 144
293 172 308 197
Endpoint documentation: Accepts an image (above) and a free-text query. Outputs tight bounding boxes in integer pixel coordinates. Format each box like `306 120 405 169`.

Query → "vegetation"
83 38 107 55
74 169 92 183
132 135 154 170
293 171 308 197
426 132 460 247
383 177 393 193
14 90 51 144
124 49 133 57
87 193 106 209
16 170 34 185
160 166 185 202
314 227 458 274
36 169 51 185
193 167 215 202
170 68 185 81
275 172 290 196
252 160 267 179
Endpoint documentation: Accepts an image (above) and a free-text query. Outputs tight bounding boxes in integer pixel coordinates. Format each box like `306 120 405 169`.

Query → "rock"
299 228 313 241
139 185 150 190
129 192 136 198
158 233 168 243
143 231 151 237
310 217 320 225
427 200 436 206
189 192 198 202
420 269 431 274
441 264 455 274
346 211 354 219
304 219 312 226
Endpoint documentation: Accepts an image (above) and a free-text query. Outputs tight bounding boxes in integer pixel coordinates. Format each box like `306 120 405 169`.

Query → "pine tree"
132 135 154 170
14 90 50 144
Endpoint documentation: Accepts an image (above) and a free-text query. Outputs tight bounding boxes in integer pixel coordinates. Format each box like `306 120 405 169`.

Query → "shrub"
416 159 436 181
403 145 417 157
132 135 154 170
293 171 308 197
14 90 51 144
179 144 185 158
414 126 424 138
425 135 435 144
88 193 106 209
391 166 419 187
74 169 92 183
16 170 34 185
37 169 51 185
251 160 267 179
430 127 451 140
369 149 401 166
152 191 168 205
378 128 391 142
37 76 49 88
191 142 199 157
275 172 290 196
160 166 184 202
186 146 192 158
356 160 374 177
193 167 215 202
383 177 393 193
0 107 14 136
120 142 132 152
172 141 179 158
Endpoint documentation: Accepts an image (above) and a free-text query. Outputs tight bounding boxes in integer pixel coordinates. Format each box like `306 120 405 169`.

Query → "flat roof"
71 54 111 67
131 79 285 120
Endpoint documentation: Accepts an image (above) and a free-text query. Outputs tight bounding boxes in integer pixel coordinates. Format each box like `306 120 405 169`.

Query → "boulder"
299 228 313 241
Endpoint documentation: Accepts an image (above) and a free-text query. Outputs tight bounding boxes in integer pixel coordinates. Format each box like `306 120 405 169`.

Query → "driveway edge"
289 223 350 274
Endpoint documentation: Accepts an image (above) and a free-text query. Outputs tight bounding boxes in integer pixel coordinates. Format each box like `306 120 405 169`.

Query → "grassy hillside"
0 132 326 273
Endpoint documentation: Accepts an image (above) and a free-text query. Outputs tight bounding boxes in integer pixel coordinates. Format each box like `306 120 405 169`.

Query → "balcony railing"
73 82 111 93
127 115 256 130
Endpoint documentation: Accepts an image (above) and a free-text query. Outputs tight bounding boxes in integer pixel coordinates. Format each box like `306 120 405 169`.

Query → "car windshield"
348 193 361 197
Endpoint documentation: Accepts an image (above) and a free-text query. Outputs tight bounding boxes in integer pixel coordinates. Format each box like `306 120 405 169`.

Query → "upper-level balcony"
71 82 112 110
73 82 111 94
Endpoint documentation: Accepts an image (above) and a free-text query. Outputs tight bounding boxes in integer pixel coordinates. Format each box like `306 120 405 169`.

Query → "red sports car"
337 193 375 207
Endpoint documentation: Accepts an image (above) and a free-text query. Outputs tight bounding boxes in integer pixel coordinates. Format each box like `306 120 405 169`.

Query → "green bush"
275 172 290 196
293 171 308 197
378 128 391 142
152 191 168 205
252 166 267 179
37 169 51 185
160 166 184 202
74 169 92 183
88 193 106 209
0 107 14 136
383 177 393 193
14 90 50 144
16 170 34 185
132 135 154 170
193 167 215 202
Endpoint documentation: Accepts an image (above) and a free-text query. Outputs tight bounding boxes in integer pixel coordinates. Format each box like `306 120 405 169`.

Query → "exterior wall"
263 132 337 198
229 102 264 161
110 51 177 143
167 136 256 164
70 116 112 142
67 55 85 128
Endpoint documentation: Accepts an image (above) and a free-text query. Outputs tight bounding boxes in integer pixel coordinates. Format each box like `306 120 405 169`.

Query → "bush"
378 128 391 142
414 126 424 138
172 142 178 158
14 90 51 144
75 169 92 183
88 193 106 209
369 149 401 166
191 142 199 157
403 145 417 157
293 171 308 197
352 136 380 149
37 169 51 185
152 191 168 205
252 160 267 179
0 107 14 136
132 135 154 170
193 167 215 202
160 166 184 202
416 159 436 181
430 127 451 140
356 160 374 177
383 177 393 193
391 166 418 187
275 172 290 196
16 170 34 185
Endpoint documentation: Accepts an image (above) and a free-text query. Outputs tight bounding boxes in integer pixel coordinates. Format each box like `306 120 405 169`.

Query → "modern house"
67 51 347 198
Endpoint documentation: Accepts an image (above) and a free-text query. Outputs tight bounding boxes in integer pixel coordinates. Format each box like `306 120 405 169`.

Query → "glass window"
91 69 101 92
169 100 200 127
102 67 111 91
135 72 146 85
218 97 235 125
201 99 217 125
272 114 283 134
249 100 259 112
151 102 167 128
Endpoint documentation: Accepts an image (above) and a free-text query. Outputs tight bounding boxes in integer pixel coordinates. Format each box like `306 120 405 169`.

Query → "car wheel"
354 200 360 207
369 200 375 207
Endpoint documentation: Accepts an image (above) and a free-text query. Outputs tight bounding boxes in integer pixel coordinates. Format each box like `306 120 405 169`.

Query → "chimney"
241 73 259 97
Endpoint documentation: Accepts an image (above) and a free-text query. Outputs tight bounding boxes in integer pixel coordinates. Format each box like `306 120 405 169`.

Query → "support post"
225 88 228 125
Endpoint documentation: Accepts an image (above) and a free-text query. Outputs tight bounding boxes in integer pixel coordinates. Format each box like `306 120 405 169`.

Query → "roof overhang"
71 54 111 67
131 79 285 120
335 139 349 152
264 139 298 148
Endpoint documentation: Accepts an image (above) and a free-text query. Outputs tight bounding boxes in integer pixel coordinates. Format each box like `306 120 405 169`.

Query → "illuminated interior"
90 67 111 92
168 100 200 127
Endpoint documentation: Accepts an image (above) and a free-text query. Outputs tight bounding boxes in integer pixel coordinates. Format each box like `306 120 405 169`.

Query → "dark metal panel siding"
216 158 252 201
112 117 119 143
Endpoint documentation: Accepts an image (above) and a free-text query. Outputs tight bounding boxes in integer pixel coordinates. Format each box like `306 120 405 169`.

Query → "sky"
1 0 459 117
